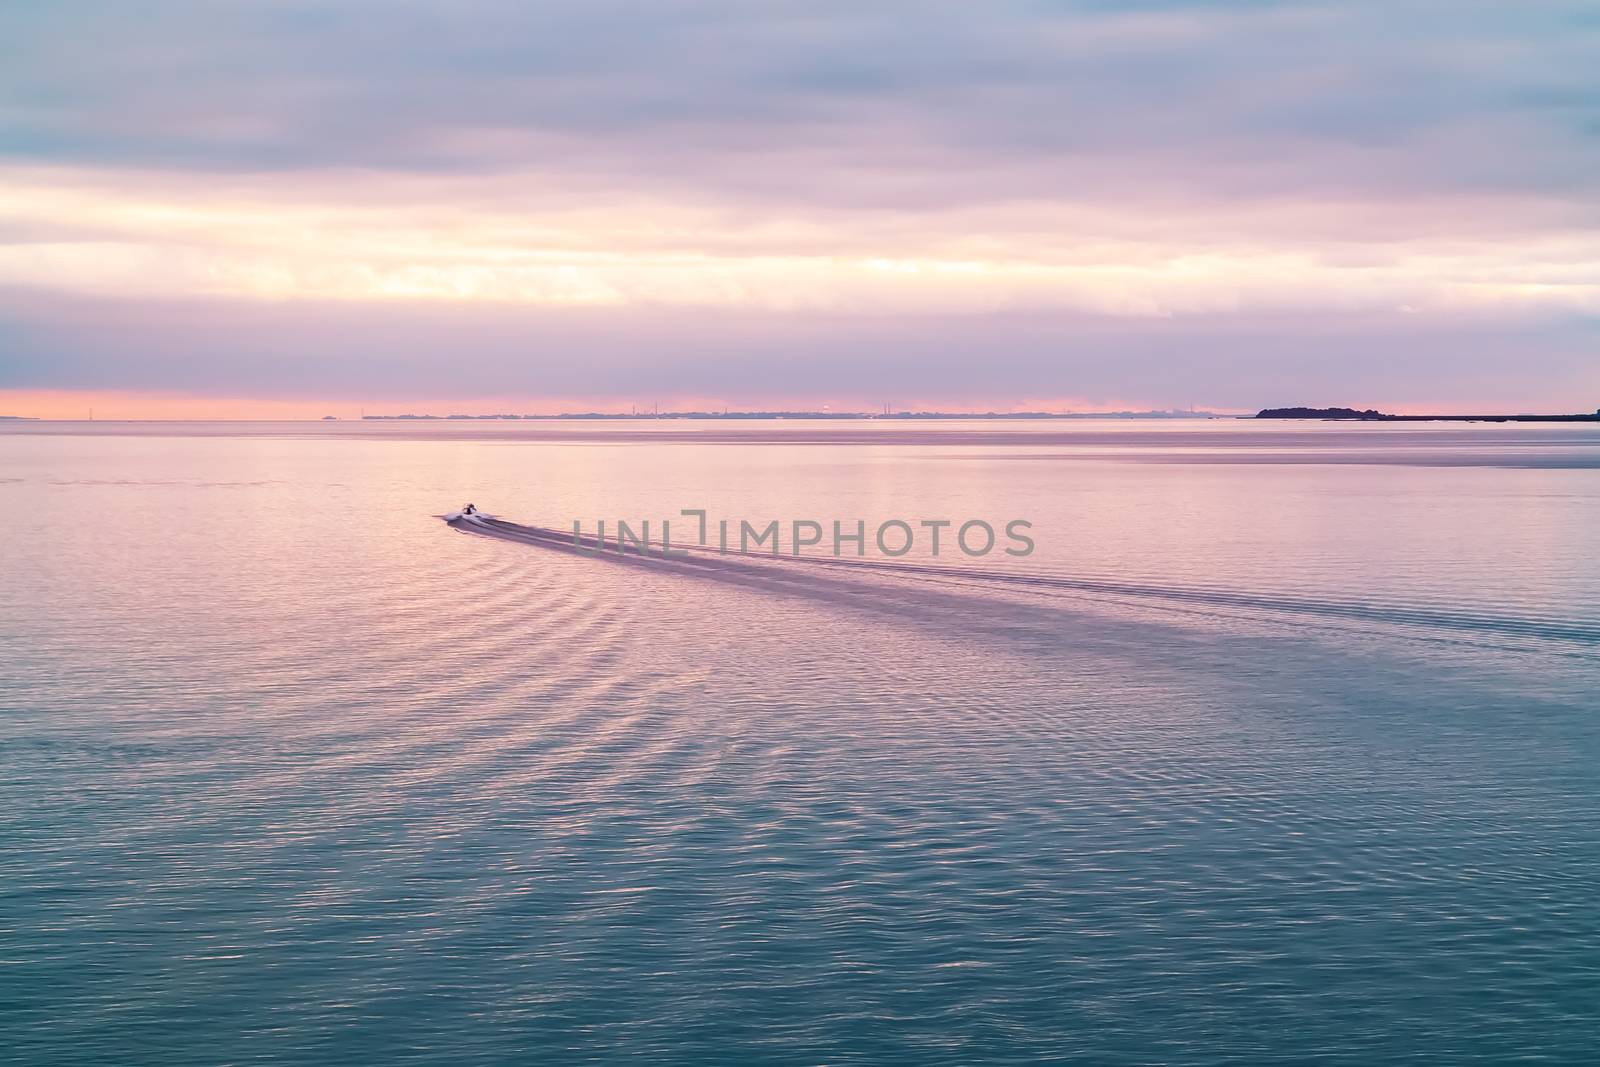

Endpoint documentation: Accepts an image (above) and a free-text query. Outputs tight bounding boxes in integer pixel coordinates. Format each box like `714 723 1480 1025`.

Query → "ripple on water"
3 434 1599 1064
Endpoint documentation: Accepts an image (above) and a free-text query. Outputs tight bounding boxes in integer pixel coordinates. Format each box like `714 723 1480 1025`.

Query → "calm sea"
3 419 1598 1064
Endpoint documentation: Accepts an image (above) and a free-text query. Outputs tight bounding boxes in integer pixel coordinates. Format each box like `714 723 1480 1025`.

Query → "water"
3 419 1598 1064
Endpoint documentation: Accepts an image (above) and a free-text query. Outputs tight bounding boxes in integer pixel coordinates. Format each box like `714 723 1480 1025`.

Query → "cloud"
3 290 1597 413
4 2 1598 207
1 1 1597 410
1 168 1596 318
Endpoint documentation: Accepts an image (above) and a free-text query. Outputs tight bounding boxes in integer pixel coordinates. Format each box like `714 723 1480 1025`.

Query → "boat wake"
444 513 1600 649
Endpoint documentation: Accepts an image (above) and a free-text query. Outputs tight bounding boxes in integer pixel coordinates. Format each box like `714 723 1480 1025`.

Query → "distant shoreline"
8 407 1598 423
353 410 1227 421
1255 407 1600 423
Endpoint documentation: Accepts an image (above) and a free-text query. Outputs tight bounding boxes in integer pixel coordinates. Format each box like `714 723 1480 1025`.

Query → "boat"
442 503 492 524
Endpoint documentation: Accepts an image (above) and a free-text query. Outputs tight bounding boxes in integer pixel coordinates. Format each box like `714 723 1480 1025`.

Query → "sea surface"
2 419 1598 1064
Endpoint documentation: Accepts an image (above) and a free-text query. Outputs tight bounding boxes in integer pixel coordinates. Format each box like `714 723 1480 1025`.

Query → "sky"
2 0 1598 417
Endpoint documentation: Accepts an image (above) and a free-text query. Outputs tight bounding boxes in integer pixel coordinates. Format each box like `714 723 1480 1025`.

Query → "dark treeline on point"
1257 407 1600 422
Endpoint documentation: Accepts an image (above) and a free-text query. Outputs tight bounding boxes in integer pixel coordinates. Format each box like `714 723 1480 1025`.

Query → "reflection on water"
2 421 1598 1064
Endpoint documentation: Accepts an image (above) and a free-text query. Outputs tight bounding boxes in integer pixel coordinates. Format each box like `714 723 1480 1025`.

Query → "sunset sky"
3 1 1597 417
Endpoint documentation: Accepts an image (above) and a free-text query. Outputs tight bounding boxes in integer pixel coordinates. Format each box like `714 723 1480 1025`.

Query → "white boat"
442 504 492 524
